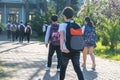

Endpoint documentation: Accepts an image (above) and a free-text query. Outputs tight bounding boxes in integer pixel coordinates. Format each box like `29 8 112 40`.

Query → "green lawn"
94 42 120 60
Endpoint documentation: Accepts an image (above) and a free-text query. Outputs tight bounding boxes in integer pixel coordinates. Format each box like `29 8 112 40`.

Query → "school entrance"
8 10 19 23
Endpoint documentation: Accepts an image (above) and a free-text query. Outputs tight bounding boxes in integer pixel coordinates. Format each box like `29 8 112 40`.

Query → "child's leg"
82 47 89 67
60 54 69 80
89 46 96 69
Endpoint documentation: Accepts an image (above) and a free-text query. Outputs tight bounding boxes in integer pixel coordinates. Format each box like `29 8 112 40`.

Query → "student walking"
45 14 61 71
6 21 12 39
10 22 17 41
15 22 19 40
82 16 96 70
18 21 25 43
25 22 32 43
59 7 84 80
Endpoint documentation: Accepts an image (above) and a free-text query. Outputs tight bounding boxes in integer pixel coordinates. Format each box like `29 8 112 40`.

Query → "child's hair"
85 16 93 27
62 7 74 19
51 14 58 22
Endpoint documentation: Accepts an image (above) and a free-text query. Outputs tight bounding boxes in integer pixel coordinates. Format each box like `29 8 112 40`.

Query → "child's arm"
60 31 70 53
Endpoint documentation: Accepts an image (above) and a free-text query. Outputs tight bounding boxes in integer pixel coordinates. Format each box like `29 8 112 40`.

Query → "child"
82 16 96 70
59 7 84 80
45 14 61 71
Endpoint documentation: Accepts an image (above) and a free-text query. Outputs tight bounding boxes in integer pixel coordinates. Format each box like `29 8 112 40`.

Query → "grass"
94 42 120 60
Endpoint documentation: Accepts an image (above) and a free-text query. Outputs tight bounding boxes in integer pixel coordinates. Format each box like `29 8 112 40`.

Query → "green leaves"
78 0 120 50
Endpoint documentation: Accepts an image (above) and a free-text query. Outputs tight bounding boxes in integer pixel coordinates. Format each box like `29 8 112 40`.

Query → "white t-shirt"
59 20 85 50
45 25 51 44
42 24 48 32
59 23 67 40
59 23 67 50
82 25 85 34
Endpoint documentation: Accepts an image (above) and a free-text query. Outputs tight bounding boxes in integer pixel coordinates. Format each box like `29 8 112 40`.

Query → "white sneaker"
57 68 60 71
45 67 50 71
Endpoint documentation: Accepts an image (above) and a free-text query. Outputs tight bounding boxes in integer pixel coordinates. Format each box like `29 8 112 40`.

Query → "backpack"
19 24 25 32
11 24 17 31
84 25 96 45
66 22 84 52
7 24 11 30
50 24 60 46
26 27 30 33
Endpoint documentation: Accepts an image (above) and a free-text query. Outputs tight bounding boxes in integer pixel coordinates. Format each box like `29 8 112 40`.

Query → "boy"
59 7 84 80
45 14 61 71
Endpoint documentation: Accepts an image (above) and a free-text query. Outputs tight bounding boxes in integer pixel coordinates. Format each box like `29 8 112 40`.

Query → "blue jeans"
60 52 84 80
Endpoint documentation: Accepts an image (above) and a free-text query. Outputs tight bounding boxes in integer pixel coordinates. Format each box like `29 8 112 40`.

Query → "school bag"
19 24 25 32
7 24 11 30
26 27 30 33
50 24 60 46
84 25 96 45
11 24 17 32
66 22 84 52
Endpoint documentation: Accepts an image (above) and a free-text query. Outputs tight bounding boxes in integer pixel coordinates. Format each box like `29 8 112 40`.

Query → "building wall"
0 0 38 24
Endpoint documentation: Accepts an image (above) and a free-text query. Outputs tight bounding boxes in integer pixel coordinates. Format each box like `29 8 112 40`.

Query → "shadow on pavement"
83 68 98 80
42 70 59 80
1 59 48 80
0 43 29 53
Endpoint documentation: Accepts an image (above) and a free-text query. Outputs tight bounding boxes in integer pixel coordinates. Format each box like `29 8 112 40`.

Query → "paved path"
0 33 120 80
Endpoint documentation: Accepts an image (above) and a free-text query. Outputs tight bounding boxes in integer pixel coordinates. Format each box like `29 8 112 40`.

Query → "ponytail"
85 16 93 27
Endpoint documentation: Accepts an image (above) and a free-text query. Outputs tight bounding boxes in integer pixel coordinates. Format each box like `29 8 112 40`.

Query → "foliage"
31 6 56 36
77 0 120 50
0 24 5 32
51 0 79 14
100 16 120 50
94 42 120 60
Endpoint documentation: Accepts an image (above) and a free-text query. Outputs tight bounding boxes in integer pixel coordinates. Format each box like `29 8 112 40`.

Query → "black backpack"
20 25 25 32
66 22 84 52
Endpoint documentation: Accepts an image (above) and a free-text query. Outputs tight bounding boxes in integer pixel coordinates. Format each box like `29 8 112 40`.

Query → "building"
0 0 44 24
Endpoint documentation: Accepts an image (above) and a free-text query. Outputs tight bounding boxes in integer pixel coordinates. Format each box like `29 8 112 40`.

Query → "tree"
78 0 120 50
50 0 79 14
31 5 55 36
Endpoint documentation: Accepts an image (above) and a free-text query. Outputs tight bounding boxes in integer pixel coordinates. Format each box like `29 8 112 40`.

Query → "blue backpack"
84 25 96 45
7 24 11 30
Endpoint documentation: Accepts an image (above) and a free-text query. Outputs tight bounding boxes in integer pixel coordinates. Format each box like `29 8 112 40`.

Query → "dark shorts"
84 42 96 48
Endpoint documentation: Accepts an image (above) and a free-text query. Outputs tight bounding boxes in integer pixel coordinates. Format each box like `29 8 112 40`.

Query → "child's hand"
45 44 48 48
62 49 70 53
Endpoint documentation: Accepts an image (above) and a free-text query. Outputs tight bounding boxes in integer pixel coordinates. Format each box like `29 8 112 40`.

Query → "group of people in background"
6 21 32 43
44 7 97 80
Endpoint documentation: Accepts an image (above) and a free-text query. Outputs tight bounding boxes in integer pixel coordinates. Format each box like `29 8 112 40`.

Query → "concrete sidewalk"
0 33 120 80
